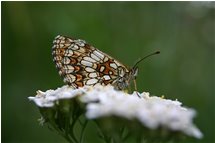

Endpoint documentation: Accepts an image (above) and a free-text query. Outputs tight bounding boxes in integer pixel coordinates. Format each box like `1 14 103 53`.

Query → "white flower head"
80 85 203 139
29 85 203 139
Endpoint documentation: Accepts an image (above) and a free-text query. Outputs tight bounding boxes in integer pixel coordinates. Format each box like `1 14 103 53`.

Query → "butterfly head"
114 51 160 90
113 66 138 90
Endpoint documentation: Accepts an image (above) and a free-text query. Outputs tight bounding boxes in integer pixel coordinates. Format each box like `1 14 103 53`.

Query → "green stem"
79 120 88 143
49 120 74 143
68 110 80 143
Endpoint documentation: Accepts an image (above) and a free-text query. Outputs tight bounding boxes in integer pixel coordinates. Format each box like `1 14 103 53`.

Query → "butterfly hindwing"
52 35 134 90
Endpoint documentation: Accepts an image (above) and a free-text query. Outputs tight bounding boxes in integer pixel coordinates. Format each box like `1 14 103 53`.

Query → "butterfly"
52 35 159 90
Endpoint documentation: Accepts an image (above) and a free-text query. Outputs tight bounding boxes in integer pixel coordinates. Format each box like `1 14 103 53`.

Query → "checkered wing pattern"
52 35 132 89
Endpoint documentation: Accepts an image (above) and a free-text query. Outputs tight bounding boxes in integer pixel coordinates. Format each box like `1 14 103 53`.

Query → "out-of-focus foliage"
2 2 214 143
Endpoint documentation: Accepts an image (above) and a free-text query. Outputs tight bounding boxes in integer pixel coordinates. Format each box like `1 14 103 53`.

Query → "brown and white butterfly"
52 35 159 90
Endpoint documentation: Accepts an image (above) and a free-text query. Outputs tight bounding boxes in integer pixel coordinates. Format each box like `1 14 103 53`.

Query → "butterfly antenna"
133 51 160 68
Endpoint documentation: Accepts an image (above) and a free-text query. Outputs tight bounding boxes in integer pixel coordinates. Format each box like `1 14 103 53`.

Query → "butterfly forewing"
52 35 131 89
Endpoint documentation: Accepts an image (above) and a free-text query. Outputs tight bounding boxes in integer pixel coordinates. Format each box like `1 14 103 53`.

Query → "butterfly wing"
52 35 130 88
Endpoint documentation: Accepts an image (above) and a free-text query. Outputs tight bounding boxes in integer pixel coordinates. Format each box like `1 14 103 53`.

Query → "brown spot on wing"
103 60 115 74
74 66 81 72
70 58 77 65
76 74 83 81
75 81 84 87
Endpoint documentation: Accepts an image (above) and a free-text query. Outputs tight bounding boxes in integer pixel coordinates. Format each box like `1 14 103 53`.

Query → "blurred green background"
2 1 214 143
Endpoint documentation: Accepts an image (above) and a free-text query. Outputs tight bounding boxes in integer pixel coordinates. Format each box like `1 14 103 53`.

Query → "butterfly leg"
133 79 141 98
133 79 137 91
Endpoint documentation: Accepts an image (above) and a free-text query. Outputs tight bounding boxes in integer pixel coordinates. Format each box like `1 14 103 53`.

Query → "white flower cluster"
29 85 203 139
28 85 84 107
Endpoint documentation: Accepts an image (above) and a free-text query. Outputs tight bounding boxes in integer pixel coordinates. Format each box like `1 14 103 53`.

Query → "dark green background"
2 2 214 143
